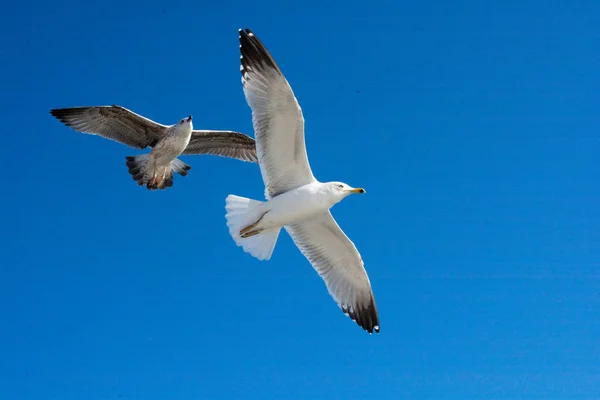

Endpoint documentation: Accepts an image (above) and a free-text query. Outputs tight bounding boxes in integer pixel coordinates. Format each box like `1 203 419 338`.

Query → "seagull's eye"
338 184 344 189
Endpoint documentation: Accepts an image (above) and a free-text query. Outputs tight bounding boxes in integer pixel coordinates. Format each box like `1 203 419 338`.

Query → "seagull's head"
326 181 366 201
175 115 193 131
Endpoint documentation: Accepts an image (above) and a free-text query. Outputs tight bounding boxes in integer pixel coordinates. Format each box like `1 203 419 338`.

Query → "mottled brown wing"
182 130 258 162
50 105 166 149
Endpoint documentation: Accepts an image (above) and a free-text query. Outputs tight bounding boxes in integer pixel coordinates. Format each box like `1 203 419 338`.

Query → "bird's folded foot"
239 212 268 238
241 229 262 238
148 174 157 189
240 221 259 237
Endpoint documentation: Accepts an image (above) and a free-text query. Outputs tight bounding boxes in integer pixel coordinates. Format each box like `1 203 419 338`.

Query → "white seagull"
51 105 257 190
225 29 379 333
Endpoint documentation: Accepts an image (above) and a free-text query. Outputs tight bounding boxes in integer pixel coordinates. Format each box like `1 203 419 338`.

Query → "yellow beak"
350 188 366 194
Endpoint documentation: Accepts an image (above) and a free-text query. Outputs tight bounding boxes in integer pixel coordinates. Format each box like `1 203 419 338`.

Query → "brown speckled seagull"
50 105 257 190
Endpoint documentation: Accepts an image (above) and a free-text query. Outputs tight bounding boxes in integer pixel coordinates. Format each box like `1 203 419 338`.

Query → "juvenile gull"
225 29 379 334
50 105 257 190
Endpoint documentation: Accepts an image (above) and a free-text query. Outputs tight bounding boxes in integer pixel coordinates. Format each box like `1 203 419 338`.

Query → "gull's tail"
125 156 191 190
225 194 280 261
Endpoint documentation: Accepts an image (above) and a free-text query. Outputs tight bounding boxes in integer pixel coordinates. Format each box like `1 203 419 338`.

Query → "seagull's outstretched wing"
239 28 315 198
182 130 258 162
50 105 167 149
285 212 380 334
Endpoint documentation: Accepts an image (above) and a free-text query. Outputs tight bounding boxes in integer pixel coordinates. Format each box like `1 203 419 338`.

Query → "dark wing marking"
182 130 258 162
285 212 380 334
50 105 167 149
239 28 315 198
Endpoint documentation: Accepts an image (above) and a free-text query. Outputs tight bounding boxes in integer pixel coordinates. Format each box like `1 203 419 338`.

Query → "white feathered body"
224 28 380 333
225 182 347 261
254 182 338 230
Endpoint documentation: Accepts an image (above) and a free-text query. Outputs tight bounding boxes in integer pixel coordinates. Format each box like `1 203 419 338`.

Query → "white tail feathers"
225 194 280 261
125 155 191 190
171 158 192 177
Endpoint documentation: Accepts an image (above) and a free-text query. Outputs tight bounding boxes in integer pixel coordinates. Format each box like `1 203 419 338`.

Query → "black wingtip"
342 295 380 334
50 108 66 118
238 27 281 77
49 108 75 125
50 107 89 120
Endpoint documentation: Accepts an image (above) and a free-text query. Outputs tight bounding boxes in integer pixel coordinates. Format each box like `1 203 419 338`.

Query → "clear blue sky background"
1 0 599 399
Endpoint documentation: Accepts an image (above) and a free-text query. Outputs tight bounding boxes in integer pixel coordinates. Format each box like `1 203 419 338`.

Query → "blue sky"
1 0 599 398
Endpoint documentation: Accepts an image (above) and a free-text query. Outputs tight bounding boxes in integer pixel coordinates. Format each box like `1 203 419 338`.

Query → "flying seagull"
225 29 380 334
50 105 257 190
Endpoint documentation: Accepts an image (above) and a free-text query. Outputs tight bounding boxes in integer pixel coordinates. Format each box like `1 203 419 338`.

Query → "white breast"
260 183 332 229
